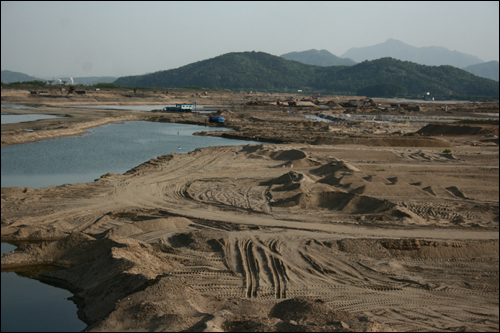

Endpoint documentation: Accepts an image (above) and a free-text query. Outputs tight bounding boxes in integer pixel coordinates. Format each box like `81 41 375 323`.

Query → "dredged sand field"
1 89 498 332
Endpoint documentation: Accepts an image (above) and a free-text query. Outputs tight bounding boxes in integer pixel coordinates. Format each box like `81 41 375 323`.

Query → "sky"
1 1 499 78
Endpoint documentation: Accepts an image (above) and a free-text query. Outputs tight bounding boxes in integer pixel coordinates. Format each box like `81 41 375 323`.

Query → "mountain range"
280 49 356 67
114 51 498 98
462 61 499 82
1 70 44 83
3 40 498 97
278 40 497 81
341 38 484 68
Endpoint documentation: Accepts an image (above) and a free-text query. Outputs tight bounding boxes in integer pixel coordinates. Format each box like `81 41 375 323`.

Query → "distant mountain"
341 39 484 68
114 52 499 98
281 49 356 66
73 76 117 85
1 70 117 85
462 61 499 81
1 70 44 83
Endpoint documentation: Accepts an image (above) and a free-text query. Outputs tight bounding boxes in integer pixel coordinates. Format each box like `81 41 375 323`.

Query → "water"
1 121 257 189
1 104 34 109
1 113 64 124
1 271 86 332
1 121 258 331
2 242 87 332
1 243 16 253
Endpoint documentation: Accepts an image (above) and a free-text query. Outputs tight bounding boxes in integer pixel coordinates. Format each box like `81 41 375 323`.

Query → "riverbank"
1 91 499 332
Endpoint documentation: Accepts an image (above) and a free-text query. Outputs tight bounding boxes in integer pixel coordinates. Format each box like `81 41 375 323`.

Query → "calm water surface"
1 113 64 124
2 243 87 332
1 121 257 188
1 104 34 109
1 121 257 332
1 271 86 332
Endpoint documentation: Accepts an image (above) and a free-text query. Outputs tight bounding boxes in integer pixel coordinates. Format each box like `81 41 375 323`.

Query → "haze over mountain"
462 61 499 82
71 76 117 85
1 70 117 85
280 49 356 67
114 51 499 98
1 70 44 83
342 39 485 68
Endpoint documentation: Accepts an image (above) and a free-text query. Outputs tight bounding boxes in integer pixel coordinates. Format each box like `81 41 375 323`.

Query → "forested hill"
115 52 318 92
114 52 499 98
317 58 499 97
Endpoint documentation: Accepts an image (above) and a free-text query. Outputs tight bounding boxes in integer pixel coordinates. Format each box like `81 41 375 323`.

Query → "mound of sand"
351 182 431 198
311 160 360 176
6 225 68 241
417 123 499 136
104 224 144 238
278 158 322 168
268 149 307 161
312 136 454 147
261 171 307 185
423 185 461 198
271 190 394 215
134 217 192 232
244 147 308 162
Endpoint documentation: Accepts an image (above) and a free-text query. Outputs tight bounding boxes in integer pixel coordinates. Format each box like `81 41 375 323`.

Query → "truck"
209 116 225 123
163 103 195 112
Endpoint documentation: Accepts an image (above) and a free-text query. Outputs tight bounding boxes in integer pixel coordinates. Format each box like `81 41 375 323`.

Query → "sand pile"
417 123 499 136
312 135 454 147
243 100 268 106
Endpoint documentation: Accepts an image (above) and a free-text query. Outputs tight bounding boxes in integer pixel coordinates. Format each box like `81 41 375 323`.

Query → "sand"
1 89 499 332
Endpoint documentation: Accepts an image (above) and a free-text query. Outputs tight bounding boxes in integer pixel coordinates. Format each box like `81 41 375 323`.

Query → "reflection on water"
1 270 86 332
1 242 86 332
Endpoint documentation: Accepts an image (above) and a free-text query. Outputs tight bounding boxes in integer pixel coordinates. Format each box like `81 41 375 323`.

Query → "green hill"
115 51 318 91
319 58 499 97
114 52 499 98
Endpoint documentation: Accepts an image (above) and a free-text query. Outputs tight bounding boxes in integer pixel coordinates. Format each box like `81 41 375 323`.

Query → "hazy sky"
2 1 499 78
